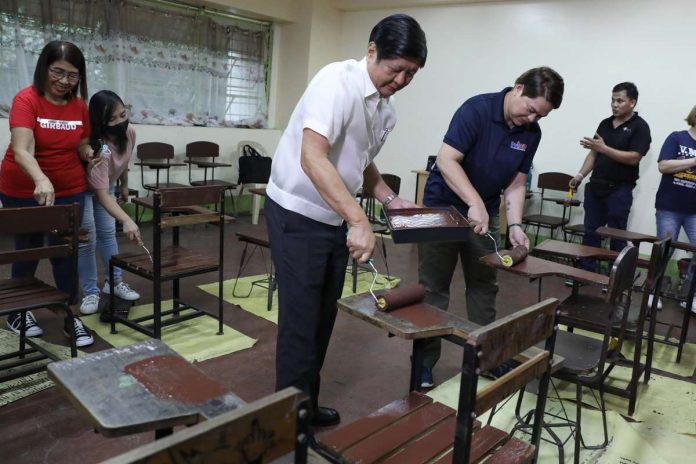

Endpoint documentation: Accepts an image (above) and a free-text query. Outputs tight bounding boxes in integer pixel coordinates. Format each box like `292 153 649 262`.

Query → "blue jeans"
580 183 634 271
78 188 122 297
656 209 696 283
0 192 85 304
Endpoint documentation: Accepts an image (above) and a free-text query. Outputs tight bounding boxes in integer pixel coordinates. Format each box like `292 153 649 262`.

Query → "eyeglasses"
48 67 80 83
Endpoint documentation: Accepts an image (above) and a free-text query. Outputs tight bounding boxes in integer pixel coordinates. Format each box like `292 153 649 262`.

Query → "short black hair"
33 40 87 101
613 82 638 101
516 67 564 109
369 14 427 68
89 90 128 153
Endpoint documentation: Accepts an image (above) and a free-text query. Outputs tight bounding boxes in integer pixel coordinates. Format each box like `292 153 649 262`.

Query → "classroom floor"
1 214 694 463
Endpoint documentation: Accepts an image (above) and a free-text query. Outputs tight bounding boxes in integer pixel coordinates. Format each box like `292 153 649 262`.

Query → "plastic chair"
236 140 269 224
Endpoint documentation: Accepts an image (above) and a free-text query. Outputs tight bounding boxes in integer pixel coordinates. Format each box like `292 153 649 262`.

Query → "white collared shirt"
266 57 396 225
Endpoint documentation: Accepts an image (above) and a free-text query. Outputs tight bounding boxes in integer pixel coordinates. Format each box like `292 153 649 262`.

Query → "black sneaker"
63 316 94 347
6 311 43 337
481 360 515 380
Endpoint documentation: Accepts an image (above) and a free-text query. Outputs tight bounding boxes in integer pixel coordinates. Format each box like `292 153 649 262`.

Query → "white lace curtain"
0 0 271 127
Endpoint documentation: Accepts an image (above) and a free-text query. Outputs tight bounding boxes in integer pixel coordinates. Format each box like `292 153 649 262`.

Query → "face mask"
105 119 129 139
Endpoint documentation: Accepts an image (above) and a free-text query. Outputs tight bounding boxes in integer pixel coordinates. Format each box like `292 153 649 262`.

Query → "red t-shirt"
0 86 89 198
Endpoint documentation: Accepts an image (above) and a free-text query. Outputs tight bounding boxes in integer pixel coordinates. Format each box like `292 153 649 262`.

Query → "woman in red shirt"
0 41 96 347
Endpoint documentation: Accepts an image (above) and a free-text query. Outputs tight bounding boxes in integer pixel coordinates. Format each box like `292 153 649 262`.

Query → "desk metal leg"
410 339 426 392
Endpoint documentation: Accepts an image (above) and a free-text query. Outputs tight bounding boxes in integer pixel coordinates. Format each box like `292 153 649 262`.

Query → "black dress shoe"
312 406 341 427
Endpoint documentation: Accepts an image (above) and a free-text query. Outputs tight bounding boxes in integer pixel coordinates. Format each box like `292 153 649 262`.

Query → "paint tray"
384 206 470 244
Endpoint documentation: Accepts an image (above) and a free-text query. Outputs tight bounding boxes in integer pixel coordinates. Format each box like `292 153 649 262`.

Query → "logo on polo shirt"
510 140 527 152
679 145 696 158
36 117 83 130
623 127 632 133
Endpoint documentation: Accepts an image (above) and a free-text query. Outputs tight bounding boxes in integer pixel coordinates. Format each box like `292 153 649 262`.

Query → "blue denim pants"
580 183 634 271
656 209 696 283
0 192 85 304
78 187 123 297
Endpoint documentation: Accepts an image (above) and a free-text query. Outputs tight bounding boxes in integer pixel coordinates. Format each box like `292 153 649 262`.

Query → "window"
0 0 272 127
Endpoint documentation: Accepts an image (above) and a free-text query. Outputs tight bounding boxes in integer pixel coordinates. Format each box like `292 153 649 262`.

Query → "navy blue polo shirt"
423 87 540 216
591 113 651 185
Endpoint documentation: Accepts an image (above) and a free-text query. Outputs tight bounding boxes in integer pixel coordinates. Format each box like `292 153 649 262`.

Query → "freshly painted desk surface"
533 239 619 261
337 291 562 373
47 339 243 438
596 226 658 244
480 253 610 288
338 290 478 340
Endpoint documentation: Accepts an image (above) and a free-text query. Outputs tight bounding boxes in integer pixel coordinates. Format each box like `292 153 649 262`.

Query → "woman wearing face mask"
78 90 141 315
0 40 96 347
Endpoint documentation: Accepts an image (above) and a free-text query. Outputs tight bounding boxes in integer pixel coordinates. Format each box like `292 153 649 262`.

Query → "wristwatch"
383 193 397 207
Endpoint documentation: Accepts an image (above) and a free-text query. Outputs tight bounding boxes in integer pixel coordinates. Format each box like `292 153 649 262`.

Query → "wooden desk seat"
337 292 563 391
480 253 610 289
327 298 560 464
111 246 219 279
533 239 619 262
132 196 235 224
596 226 658 245
318 391 534 464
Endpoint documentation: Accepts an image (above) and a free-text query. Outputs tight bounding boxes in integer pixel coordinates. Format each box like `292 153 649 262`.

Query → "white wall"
338 0 696 250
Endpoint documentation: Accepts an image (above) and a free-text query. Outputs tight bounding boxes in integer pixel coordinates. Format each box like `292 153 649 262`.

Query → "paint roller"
467 217 529 268
499 245 529 267
366 259 427 312
376 283 427 312
479 225 528 268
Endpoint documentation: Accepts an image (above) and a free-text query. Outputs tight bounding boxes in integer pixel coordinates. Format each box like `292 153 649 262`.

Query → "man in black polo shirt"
569 82 651 271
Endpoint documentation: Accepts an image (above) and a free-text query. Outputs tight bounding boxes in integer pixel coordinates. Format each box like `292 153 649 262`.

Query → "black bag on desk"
238 144 272 184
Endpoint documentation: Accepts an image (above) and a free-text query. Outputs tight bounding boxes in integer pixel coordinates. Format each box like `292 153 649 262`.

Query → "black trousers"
265 197 348 410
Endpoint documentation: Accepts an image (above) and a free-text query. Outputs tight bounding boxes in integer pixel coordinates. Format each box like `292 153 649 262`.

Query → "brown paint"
391 304 445 328
377 284 426 311
124 355 226 404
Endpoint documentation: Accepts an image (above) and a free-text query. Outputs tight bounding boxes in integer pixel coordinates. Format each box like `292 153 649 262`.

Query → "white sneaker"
679 300 696 314
648 294 663 310
79 294 100 315
103 281 140 301
64 317 94 347
6 311 43 337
